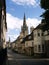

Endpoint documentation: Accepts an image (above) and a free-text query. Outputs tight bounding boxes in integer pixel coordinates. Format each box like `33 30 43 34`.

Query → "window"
34 45 37 51
38 33 40 36
42 33 43 36
38 45 41 52
42 44 44 52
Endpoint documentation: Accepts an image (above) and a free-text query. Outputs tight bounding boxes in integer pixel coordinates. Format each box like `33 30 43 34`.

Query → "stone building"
0 0 7 64
11 40 16 51
33 22 49 57
21 13 28 38
0 0 7 49
30 26 34 33
7 38 11 48
33 23 45 57
21 21 49 57
44 31 49 57
16 36 22 53
22 32 34 56
15 14 28 53
11 13 49 58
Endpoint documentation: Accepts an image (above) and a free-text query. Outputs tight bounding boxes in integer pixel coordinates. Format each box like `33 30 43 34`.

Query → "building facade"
33 26 45 57
33 23 49 57
0 0 7 49
24 33 34 56
11 14 49 58
0 0 7 64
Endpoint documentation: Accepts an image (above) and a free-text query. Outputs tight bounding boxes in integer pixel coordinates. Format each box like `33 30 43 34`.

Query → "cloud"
6 13 23 29
11 0 37 6
6 33 19 42
6 13 41 42
7 13 41 29
27 18 41 28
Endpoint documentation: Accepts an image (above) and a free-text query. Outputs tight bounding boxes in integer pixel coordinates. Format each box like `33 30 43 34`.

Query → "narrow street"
7 49 49 65
7 49 32 60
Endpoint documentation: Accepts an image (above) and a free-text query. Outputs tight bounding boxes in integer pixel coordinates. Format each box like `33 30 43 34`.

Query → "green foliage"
41 19 46 23
40 0 49 10
40 0 49 31
41 10 49 22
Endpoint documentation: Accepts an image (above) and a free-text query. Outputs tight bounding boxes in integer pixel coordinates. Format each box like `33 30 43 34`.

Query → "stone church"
20 13 28 38
18 14 28 53
11 14 29 53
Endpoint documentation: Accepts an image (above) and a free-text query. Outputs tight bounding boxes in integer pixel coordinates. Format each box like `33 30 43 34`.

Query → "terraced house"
33 21 49 57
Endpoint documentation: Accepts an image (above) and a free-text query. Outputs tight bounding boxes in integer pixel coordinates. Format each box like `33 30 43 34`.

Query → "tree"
40 0 49 31
40 0 49 10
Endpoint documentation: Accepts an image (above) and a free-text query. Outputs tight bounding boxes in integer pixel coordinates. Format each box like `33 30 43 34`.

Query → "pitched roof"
33 22 46 31
21 32 33 43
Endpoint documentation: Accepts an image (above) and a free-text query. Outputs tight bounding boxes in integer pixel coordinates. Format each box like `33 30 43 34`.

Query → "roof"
21 32 33 43
33 22 46 31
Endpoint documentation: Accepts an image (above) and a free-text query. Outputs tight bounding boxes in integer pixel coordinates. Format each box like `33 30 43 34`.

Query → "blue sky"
6 0 44 42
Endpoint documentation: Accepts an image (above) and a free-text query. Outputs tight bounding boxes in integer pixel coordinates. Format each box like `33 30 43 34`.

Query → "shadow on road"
0 48 7 65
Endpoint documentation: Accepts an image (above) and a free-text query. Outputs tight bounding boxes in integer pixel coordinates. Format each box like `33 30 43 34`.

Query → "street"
7 49 49 65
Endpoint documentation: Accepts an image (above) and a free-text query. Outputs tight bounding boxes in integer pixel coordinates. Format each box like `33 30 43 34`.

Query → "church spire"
9 37 10 42
21 13 28 37
23 13 26 26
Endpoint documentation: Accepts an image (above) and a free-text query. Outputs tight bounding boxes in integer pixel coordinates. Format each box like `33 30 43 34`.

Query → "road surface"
7 49 49 65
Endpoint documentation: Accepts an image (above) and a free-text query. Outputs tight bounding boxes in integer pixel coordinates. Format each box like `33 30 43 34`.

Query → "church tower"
21 14 28 37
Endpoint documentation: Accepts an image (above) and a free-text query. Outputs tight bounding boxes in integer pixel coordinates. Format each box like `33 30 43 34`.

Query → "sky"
6 0 44 42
